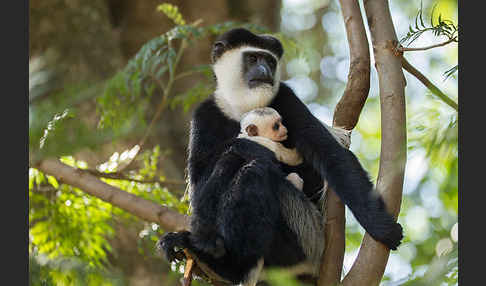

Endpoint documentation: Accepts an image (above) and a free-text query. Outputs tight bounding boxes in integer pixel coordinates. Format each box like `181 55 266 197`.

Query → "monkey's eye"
267 58 276 69
273 122 280 131
248 54 257 63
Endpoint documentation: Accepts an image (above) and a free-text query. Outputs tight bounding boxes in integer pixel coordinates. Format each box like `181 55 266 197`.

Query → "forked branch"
318 0 371 285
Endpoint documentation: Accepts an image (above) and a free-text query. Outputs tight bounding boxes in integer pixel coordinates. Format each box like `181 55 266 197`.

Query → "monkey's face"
263 115 288 142
210 29 283 120
242 51 278 89
245 114 288 142
212 46 281 92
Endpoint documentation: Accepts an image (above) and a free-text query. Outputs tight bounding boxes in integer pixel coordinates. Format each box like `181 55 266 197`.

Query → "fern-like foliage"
400 2 458 82
30 1 270 161
157 3 186 26
443 65 458 81
400 2 458 47
96 17 269 130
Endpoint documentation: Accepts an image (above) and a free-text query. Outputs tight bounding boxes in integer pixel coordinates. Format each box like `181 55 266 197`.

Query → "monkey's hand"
359 193 404 250
157 231 191 262
373 221 403 251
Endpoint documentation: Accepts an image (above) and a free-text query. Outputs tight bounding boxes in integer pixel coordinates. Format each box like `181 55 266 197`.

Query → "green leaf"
46 176 59 189
170 82 214 112
157 3 186 26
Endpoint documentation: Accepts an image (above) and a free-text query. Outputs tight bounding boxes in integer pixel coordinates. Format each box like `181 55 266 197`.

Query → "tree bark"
341 0 407 285
318 0 371 285
36 158 190 232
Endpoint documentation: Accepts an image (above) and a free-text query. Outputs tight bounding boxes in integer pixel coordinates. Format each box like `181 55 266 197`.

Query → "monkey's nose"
258 64 269 77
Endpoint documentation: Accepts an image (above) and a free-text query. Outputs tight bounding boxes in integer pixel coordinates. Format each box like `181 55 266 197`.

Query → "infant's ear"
246 124 259 136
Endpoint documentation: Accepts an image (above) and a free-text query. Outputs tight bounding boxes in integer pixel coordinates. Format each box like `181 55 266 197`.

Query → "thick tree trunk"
340 0 407 285
318 0 406 285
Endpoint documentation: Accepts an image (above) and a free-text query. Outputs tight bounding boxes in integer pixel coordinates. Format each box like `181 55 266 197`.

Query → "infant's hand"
286 172 303 191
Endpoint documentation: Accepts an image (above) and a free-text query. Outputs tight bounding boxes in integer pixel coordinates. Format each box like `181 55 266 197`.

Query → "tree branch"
341 0 407 285
397 37 457 52
35 158 190 232
332 1 371 130
318 0 371 285
401 56 458 111
84 169 186 187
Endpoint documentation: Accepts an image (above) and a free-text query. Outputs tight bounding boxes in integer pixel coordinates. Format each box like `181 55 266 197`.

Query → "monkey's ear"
246 124 258 137
211 41 226 63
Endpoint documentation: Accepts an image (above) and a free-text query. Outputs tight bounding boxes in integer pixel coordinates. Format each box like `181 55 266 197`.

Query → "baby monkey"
238 107 304 190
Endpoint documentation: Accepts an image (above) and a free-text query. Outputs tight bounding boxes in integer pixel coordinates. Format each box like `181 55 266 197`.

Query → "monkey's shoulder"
191 96 240 138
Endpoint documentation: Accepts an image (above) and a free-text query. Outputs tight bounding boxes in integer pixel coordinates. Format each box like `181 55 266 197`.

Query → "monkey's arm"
238 134 303 166
187 99 241 189
270 83 403 250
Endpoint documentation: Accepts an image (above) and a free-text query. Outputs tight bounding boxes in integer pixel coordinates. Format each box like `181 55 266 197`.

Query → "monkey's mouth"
248 79 273 88
278 134 288 141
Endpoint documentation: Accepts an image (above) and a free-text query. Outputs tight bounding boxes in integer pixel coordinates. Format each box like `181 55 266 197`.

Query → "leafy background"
29 0 458 285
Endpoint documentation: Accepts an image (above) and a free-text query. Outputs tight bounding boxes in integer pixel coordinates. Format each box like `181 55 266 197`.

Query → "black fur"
160 130 307 283
211 28 283 63
158 28 403 284
269 83 403 249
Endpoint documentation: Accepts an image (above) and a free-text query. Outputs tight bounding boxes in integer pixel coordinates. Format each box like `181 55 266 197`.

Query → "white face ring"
212 46 281 121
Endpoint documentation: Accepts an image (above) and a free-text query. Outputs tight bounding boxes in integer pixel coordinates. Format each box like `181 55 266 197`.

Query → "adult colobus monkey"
158 28 403 285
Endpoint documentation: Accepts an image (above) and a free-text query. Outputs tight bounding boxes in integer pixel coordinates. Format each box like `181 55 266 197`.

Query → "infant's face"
261 115 287 142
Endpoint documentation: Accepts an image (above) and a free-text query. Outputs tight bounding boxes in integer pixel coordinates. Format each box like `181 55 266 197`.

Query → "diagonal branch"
318 0 371 285
341 0 407 285
35 158 190 232
84 169 186 187
401 56 458 111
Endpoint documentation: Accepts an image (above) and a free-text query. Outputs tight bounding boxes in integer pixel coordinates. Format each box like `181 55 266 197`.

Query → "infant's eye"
273 123 279 131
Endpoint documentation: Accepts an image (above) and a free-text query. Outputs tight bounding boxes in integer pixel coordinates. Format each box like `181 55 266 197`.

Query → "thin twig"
174 70 197 82
117 39 189 172
140 39 188 145
401 56 458 111
112 20 204 173
398 37 456 52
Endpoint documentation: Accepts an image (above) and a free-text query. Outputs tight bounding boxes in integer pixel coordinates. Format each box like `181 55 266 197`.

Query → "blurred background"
29 0 458 285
